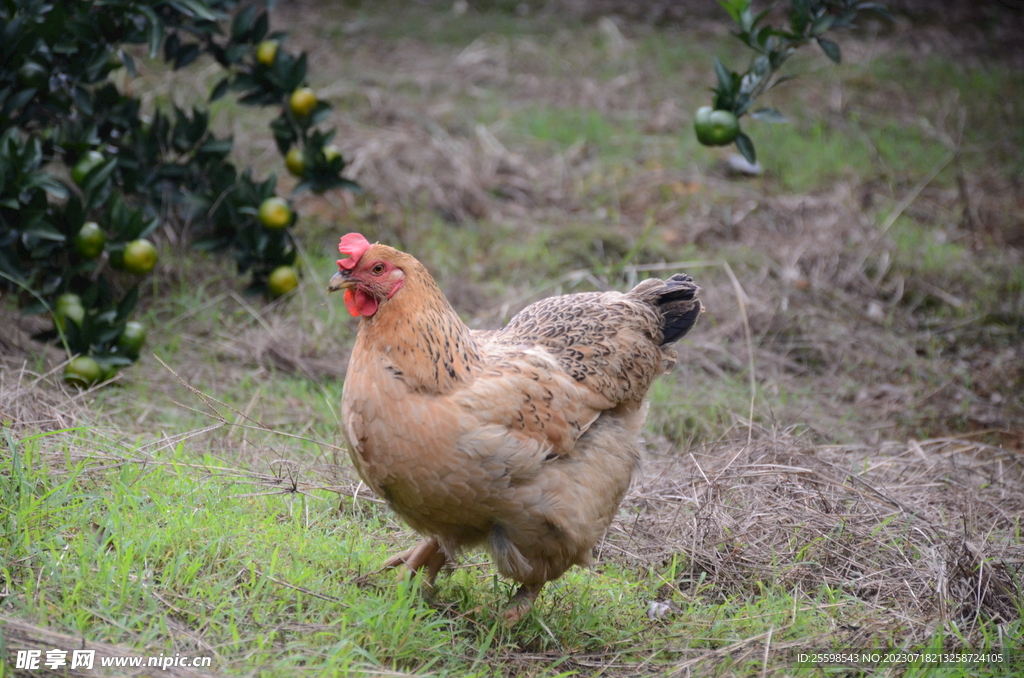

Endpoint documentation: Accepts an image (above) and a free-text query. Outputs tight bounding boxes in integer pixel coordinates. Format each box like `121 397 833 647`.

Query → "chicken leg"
382 538 447 588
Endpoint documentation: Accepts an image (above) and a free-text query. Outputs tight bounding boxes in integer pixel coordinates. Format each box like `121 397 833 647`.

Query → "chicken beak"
328 271 357 293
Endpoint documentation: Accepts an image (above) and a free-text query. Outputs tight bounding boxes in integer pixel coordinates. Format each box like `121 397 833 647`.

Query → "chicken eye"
371 263 386 275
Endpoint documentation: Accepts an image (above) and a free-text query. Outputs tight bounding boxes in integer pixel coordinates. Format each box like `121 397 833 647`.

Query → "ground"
1 1 1022 676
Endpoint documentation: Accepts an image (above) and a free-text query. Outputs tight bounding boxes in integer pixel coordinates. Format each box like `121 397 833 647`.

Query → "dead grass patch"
0 317 89 431
616 426 1024 645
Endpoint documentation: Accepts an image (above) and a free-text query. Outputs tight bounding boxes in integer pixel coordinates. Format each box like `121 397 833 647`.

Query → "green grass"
3 429 1017 676
863 54 1024 177
507 105 642 158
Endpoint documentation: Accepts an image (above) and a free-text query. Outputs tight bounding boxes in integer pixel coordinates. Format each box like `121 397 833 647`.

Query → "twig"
252 566 352 608
722 261 757 445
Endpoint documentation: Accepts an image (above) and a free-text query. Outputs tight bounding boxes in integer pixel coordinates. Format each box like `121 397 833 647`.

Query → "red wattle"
354 289 379 316
343 289 359 316
343 288 379 317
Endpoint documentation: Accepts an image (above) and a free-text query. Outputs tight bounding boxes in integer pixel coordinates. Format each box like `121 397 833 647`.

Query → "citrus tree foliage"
0 0 352 384
696 0 888 162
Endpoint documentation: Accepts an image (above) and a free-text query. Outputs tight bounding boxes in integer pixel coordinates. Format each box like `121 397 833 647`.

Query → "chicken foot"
382 538 447 588
502 583 543 624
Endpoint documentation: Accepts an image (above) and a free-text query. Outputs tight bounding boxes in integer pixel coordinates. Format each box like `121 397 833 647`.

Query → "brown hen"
329 233 702 620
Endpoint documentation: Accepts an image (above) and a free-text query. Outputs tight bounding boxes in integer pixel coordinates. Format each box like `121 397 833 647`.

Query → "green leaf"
734 93 752 116
35 176 69 199
740 6 755 33
231 4 258 41
173 43 201 70
717 0 749 25
22 223 65 241
752 54 769 76
713 56 733 94
121 51 137 77
225 43 249 65
288 52 308 91
734 132 756 164
210 76 230 102
72 87 94 116
164 33 181 63
116 286 139 322
309 101 332 127
790 0 810 35
2 88 37 116
252 12 270 43
81 158 118 198
811 14 835 36
136 5 164 59
766 74 798 91
855 2 893 20
817 37 841 64
192 237 232 252
168 0 217 21
137 216 160 240
199 138 234 155
751 6 772 31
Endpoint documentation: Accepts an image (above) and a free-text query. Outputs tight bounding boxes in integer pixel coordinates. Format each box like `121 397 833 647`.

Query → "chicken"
328 232 703 620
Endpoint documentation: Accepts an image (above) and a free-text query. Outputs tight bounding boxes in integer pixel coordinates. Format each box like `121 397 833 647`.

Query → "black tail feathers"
655 274 703 345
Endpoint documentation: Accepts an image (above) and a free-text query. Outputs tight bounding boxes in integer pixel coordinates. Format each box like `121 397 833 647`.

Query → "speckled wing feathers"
488 273 702 410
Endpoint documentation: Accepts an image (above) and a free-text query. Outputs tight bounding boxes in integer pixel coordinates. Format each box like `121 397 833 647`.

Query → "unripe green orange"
122 239 158 275
256 40 279 66
268 265 299 298
54 293 85 330
694 106 741 146
289 87 317 118
75 221 106 259
117 321 146 358
64 356 102 388
285 147 305 176
258 197 292 229
18 61 48 88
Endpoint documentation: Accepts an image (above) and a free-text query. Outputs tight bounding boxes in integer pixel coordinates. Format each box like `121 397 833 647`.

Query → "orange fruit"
122 239 157 275
289 87 317 118
694 106 741 146
256 40 279 66
258 197 292 229
285 147 305 176
54 293 85 330
18 61 48 88
74 221 106 259
64 356 102 388
267 265 299 298
117 321 146 358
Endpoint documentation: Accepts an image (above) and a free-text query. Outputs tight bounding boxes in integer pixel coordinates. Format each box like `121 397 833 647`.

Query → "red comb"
337 233 371 270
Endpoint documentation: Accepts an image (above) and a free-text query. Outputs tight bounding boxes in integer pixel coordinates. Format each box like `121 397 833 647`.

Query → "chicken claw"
502 583 543 624
382 538 447 588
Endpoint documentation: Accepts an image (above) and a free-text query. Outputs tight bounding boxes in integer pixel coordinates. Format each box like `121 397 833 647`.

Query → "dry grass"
619 428 1023 637
0 319 89 432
